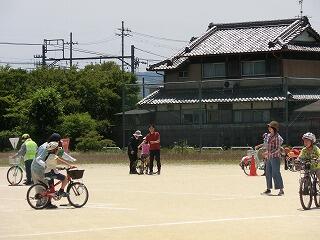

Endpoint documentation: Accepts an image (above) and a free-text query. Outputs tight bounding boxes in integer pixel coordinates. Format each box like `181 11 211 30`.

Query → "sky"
0 0 319 72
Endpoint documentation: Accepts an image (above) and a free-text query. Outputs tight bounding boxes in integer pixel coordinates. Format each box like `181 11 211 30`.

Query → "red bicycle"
26 167 89 209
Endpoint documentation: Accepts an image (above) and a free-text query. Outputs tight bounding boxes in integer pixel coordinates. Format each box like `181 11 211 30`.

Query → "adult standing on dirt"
12 134 38 185
127 130 142 174
146 124 161 175
261 121 284 196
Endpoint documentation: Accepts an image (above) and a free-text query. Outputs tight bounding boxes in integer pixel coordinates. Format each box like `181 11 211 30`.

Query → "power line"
78 36 117 46
131 35 181 50
129 30 188 43
0 42 42 46
134 47 167 58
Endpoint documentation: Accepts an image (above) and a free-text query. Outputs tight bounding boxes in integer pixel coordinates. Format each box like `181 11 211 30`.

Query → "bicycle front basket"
68 169 84 179
8 156 22 165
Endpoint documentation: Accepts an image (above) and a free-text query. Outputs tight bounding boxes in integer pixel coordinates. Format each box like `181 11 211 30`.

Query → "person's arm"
255 144 263 150
138 141 144 149
56 156 75 168
150 133 160 144
13 143 26 158
127 138 135 154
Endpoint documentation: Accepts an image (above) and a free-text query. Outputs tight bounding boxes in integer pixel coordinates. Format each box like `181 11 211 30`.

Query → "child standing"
139 137 150 174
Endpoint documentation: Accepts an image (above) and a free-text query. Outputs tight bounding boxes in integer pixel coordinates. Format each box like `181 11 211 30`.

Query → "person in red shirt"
145 124 161 175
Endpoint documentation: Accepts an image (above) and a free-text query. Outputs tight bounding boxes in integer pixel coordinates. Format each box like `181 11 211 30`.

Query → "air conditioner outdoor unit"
223 81 234 89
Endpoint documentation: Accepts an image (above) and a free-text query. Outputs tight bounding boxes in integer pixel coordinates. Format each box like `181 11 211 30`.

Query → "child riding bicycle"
298 132 320 181
44 141 75 197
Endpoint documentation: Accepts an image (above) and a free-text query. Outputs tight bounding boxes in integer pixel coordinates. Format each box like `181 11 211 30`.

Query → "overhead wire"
129 30 188 43
134 47 167 59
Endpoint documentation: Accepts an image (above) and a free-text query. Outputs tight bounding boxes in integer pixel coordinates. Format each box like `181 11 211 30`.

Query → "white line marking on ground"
0 214 296 239
95 189 245 198
0 197 25 201
85 203 136 211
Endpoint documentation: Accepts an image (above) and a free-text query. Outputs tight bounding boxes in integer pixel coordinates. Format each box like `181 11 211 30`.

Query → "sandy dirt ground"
1 163 319 240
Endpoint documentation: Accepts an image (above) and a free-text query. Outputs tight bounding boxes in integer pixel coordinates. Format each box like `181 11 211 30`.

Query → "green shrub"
76 131 115 152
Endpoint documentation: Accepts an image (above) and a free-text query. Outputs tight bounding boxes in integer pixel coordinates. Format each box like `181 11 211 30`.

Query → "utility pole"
66 32 78 68
299 0 304 18
117 21 131 150
70 32 73 68
142 77 145 98
131 45 135 74
284 77 289 145
41 44 46 67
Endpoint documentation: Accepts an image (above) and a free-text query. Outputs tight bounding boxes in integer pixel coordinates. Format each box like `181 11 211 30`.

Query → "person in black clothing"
127 130 142 174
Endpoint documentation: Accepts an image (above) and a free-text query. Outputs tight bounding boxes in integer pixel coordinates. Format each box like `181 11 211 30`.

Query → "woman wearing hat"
262 121 285 196
127 130 142 174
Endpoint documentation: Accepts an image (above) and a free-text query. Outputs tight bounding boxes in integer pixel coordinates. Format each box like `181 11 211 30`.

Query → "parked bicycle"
240 149 265 176
7 156 24 185
297 158 320 210
284 147 302 172
26 167 89 209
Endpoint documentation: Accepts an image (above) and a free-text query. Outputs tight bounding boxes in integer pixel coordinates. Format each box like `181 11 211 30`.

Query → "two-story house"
130 17 320 147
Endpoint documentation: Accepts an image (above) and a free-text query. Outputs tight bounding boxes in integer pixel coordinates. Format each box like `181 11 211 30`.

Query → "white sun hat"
133 130 142 137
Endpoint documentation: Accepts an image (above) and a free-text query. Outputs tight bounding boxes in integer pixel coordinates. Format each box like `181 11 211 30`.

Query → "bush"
76 131 115 152
0 130 22 151
59 112 97 148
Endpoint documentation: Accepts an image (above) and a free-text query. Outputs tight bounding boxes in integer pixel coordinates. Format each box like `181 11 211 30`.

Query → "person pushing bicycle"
297 132 320 181
44 141 76 198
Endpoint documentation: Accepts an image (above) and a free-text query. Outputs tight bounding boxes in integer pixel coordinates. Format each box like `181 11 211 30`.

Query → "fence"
115 76 320 150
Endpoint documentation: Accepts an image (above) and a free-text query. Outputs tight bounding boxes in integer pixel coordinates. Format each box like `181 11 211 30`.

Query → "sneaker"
148 172 154 175
261 189 271 195
278 190 284 196
45 203 58 209
57 190 69 197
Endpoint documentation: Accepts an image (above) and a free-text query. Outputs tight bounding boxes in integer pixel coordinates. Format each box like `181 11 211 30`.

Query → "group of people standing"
257 120 320 196
127 124 161 175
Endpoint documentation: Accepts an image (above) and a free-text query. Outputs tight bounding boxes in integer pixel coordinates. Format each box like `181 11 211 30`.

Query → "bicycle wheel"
299 177 313 210
136 159 144 174
26 183 50 210
255 161 265 176
242 160 251 176
314 179 320 208
287 158 297 172
7 166 23 185
67 182 89 208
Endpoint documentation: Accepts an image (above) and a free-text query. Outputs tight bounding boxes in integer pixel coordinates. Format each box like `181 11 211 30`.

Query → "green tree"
59 112 97 148
29 87 64 140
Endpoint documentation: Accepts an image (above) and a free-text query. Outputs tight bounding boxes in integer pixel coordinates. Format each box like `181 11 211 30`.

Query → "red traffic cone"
249 155 258 176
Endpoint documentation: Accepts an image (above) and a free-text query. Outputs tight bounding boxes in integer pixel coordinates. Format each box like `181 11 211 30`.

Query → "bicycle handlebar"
56 166 77 171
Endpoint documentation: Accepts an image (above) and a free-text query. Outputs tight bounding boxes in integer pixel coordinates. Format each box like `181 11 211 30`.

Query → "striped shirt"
266 133 283 159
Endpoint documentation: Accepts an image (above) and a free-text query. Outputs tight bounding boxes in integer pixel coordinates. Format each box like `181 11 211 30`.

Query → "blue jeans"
265 157 284 190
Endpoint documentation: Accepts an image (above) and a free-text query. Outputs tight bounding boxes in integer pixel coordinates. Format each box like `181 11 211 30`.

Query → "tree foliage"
0 62 139 150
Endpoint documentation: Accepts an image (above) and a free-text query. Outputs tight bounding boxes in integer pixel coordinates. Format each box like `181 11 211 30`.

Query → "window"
242 110 253 122
167 104 174 111
220 110 232 123
233 110 270 123
207 110 220 123
253 110 263 122
242 61 266 76
203 63 226 78
234 111 242 123
183 114 193 124
179 70 188 78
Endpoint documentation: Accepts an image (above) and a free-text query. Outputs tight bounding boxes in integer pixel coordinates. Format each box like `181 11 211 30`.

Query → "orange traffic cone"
249 155 257 176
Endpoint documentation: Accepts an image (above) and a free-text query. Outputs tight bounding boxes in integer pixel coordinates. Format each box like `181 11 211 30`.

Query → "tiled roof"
149 17 320 71
290 88 320 101
137 87 320 105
